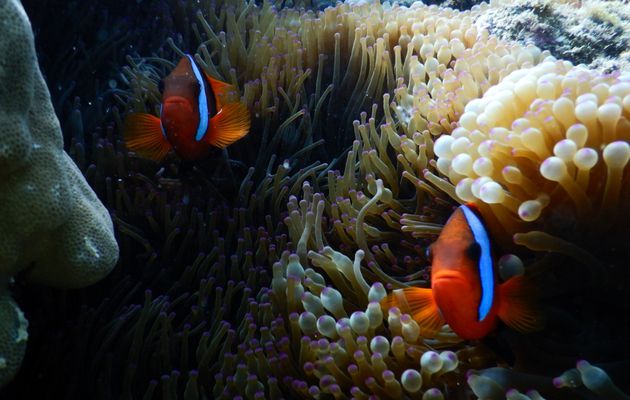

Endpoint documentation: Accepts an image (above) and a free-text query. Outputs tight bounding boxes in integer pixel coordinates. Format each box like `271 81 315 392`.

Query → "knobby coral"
0 0 119 386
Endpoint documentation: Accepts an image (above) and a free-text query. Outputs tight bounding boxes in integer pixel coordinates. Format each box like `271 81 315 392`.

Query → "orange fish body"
382 204 540 340
124 55 250 161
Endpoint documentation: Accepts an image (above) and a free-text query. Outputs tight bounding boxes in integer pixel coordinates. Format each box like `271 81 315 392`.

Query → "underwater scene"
1 0 630 398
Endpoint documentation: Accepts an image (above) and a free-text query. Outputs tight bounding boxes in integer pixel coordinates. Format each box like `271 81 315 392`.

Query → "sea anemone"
432 61 630 245
105 0 558 396
275 181 495 398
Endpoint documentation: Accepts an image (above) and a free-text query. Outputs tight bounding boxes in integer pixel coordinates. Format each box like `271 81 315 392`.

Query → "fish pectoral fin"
497 275 544 333
205 102 251 149
381 287 445 338
123 113 172 161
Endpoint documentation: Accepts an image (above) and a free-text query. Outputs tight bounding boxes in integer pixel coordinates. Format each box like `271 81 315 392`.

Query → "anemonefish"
381 204 542 340
124 55 251 161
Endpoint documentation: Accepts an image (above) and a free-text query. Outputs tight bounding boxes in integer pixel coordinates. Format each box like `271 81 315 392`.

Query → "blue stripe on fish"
460 205 494 322
185 54 209 142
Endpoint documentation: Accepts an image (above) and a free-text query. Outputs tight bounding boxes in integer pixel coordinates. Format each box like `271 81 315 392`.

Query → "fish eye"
466 242 482 262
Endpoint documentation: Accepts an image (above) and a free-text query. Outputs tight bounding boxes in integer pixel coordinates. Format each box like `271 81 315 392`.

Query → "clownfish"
381 204 542 340
124 55 250 161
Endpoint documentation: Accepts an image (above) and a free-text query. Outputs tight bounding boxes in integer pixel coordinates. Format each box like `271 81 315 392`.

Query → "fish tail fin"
497 274 544 333
123 113 172 161
381 287 445 338
205 102 251 149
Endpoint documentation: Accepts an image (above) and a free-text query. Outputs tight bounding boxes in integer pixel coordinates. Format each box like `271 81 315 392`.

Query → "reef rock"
0 0 119 386
476 0 630 71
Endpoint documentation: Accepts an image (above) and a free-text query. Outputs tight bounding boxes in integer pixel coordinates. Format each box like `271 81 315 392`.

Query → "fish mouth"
432 271 464 284
162 96 194 119
164 96 190 106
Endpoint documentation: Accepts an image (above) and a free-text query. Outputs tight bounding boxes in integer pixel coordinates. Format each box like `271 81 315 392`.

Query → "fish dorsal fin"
460 205 494 322
204 72 234 111
123 113 172 161
185 54 210 142
204 102 251 149
381 288 445 338
497 274 544 333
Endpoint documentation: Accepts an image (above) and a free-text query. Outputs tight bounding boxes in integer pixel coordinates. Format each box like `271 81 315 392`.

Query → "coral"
0 290 28 389
476 0 630 71
0 0 118 386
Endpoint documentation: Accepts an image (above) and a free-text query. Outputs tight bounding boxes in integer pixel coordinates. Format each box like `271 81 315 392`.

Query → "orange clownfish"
382 204 542 340
124 55 250 161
